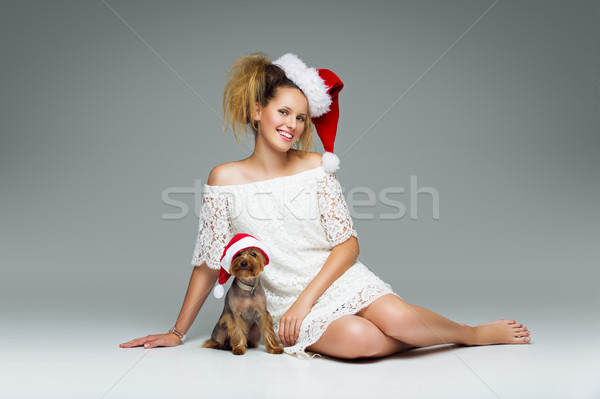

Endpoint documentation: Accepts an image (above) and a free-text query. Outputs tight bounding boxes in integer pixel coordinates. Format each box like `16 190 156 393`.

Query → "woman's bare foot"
468 319 531 345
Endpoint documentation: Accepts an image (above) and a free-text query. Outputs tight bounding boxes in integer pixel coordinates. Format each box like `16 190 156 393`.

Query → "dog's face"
228 247 267 279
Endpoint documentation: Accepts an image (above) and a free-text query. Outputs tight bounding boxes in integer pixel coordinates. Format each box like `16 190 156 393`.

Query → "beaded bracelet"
168 326 186 344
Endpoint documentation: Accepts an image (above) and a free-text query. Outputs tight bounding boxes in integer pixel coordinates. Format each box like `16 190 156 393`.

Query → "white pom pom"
322 152 340 174
213 284 224 299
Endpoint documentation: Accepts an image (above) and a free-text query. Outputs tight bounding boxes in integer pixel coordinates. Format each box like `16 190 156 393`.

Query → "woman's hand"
119 332 182 349
278 297 313 347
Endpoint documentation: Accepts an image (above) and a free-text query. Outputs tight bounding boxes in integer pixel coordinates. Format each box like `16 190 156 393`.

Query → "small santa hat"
273 54 344 174
213 233 271 298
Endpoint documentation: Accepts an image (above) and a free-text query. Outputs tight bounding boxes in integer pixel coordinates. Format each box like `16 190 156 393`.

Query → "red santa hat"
213 233 271 299
272 53 344 174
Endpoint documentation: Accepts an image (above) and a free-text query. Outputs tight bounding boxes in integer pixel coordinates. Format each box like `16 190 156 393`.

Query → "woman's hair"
222 52 315 156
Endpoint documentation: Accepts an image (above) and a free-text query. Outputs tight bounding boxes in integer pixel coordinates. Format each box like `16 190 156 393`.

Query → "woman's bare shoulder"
306 151 323 168
206 162 239 186
293 150 322 169
207 159 259 186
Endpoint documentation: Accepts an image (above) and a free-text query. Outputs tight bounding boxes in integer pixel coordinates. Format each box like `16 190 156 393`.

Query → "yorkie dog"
201 247 283 355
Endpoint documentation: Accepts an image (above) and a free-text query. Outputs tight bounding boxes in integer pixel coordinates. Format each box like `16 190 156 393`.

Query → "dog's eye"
234 253 241 258
251 252 256 257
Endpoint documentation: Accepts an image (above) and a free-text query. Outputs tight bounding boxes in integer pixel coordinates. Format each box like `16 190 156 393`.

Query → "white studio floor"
3 297 599 399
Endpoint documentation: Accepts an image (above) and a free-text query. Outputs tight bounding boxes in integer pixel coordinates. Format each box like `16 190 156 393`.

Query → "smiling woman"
254 87 307 147
222 53 315 157
120 52 531 360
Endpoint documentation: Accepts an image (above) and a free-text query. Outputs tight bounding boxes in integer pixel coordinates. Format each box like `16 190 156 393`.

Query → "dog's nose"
241 261 247 268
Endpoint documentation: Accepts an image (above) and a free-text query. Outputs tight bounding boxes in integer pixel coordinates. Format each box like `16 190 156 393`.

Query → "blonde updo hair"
222 52 315 157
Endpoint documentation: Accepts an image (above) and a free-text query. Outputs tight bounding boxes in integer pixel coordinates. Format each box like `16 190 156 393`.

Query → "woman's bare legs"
305 314 413 359
356 294 531 347
304 294 530 360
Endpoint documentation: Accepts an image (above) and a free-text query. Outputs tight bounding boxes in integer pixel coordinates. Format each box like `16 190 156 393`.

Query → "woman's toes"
514 335 531 343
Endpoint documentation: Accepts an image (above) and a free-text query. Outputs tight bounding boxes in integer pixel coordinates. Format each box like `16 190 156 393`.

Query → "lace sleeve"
317 172 358 248
191 190 235 270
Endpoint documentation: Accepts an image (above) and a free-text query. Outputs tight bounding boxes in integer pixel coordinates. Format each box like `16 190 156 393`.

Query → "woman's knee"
362 297 423 337
309 316 386 359
345 319 386 358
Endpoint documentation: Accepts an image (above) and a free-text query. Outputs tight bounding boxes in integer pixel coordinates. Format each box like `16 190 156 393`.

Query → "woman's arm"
297 236 359 307
172 164 228 334
172 263 219 335
119 263 218 348
278 236 359 346
121 166 227 349
172 166 232 335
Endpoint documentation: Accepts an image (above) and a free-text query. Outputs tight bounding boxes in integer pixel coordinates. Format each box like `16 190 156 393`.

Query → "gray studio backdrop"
1 1 598 335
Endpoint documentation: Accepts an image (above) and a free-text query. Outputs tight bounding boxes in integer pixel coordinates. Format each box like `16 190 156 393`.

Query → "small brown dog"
202 244 283 355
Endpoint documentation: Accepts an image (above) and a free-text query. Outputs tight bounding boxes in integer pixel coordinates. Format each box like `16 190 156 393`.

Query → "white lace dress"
191 165 400 359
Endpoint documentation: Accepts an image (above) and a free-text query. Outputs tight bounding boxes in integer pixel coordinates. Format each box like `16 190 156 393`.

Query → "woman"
120 52 531 360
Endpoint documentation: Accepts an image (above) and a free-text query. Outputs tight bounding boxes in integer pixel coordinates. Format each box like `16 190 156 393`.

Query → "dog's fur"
201 247 284 355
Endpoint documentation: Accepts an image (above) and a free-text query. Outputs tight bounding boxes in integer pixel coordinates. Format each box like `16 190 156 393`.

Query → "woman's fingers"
294 322 301 344
279 322 286 346
120 340 149 348
286 318 297 346
279 316 303 346
280 317 296 346
120 334 165 348
119 336 150 347
288 319 295 345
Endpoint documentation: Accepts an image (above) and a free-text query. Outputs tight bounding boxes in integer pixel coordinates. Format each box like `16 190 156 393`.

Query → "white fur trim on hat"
273 53 332 118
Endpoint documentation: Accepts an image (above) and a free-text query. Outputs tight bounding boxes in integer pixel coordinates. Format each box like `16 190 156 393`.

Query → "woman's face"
254 86 308 151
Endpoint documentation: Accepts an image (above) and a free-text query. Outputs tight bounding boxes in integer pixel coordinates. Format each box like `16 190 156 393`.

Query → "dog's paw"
232 346 246 355
267 346 284 355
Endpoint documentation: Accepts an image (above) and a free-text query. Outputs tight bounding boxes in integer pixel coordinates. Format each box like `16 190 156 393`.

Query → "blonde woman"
120 53 531 360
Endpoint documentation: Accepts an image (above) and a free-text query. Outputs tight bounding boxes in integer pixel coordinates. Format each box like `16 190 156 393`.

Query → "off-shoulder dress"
191 165 400 359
